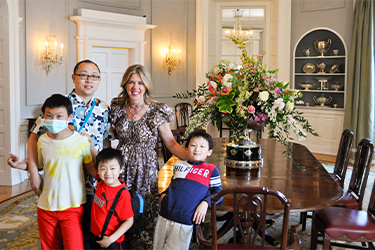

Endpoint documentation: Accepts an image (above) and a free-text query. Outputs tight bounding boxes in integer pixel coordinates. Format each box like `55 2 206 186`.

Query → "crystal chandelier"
225 9 253 42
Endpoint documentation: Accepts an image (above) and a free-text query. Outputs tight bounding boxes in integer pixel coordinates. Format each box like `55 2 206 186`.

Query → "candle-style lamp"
163 44 181 75
42 35 64 76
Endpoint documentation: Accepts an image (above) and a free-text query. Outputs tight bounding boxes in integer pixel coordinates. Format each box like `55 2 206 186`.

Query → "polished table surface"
158 138 344 213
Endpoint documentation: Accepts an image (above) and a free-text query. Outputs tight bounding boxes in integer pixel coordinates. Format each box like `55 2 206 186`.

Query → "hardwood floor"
0 154 337 203
0 179 32 203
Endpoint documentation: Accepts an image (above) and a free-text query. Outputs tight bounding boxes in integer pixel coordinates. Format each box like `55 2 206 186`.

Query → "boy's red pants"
37 206 84 250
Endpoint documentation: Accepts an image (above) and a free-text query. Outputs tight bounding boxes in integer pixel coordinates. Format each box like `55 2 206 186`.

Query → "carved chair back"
333 129 354 187
347 138 374 210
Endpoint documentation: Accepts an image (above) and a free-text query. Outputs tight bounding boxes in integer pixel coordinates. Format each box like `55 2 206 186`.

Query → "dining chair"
197 186 300 250
329 129 354 187
310 181 375 250
300 129 354 230
219 121 232 138
333 138 374 210
174 102 193 145
175 102 193 130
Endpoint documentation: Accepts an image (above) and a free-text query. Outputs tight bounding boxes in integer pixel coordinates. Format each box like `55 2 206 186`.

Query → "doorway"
91 47 130 105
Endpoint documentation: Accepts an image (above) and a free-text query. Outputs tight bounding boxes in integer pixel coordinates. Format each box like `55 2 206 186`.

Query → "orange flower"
215 74 222 82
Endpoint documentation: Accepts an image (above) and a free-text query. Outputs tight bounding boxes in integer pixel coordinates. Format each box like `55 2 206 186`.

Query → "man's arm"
28 133 43 196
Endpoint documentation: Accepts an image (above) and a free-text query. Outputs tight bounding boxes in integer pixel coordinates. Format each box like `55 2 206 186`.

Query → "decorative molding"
69 9 156 63
301 0 345 12
78 0 142 10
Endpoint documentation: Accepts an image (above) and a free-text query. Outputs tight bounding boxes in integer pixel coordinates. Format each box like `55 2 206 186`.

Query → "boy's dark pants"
89 233 123 250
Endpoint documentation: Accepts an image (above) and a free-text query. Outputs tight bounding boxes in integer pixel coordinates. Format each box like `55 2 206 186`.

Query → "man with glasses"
26 59 113 248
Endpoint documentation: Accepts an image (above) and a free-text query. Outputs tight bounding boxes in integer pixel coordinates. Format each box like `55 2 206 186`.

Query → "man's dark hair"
185 130 214 150
73 59 100 74
41 94 73 116
95 148 124 170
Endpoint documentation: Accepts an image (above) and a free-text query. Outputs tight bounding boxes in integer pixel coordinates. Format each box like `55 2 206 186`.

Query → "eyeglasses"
75 74 101 81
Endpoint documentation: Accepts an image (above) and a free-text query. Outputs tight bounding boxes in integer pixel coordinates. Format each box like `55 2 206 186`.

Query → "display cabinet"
292 28 347 155
293 28 347 109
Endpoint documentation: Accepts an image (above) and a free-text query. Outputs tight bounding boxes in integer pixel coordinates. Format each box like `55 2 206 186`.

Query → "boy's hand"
160 193 166 204
7 152 20 169
30 173 44 197
193 201 209 224
97 236 113 248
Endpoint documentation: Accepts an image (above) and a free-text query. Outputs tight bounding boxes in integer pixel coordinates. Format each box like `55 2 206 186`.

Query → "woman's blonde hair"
116 64 154 107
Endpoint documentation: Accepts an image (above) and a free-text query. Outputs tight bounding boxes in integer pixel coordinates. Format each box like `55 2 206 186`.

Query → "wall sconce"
163 45 180 75
42 35 64 76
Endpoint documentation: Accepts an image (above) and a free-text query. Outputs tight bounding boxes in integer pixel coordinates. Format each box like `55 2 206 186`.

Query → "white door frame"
2 0 23 185
196 0 291 87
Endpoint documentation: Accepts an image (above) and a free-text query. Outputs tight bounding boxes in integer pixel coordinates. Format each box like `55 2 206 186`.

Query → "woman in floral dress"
109 64 189 249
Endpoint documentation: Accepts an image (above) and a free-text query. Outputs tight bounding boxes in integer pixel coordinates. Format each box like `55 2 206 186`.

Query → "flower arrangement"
174 38 317 156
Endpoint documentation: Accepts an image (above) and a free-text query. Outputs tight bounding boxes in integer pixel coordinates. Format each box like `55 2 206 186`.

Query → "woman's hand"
158 123 189 161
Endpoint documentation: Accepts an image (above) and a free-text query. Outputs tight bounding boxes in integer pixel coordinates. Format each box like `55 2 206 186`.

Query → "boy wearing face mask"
19 94 97 249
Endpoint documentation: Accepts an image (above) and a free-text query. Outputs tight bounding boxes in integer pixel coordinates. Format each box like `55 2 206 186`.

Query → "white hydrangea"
222 74 233 87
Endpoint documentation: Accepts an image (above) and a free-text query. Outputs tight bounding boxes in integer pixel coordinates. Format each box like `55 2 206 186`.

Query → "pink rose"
253 87 259 92
222 87 228 93
247 105 256 114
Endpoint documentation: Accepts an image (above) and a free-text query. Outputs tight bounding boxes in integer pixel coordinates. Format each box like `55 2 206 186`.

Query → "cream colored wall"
150 0 196 110
18 0 354 124
290 0 354 81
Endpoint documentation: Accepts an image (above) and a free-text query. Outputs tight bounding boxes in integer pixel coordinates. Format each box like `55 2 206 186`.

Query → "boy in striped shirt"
153 130 222 250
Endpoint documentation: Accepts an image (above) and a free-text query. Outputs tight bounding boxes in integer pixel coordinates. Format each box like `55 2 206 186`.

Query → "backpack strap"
101 187 126 239
136 193 144 213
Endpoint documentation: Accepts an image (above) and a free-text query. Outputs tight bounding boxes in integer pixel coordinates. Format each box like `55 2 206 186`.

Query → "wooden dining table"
158 137 344 214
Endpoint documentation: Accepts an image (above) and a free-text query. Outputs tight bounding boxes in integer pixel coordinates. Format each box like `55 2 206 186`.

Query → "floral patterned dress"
109 99 174 249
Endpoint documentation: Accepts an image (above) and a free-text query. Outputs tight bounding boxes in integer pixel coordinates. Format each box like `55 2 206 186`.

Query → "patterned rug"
0 191 40 250
0 162 373 250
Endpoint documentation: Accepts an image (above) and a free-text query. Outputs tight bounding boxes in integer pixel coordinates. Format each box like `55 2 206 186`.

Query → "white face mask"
43 119 69 134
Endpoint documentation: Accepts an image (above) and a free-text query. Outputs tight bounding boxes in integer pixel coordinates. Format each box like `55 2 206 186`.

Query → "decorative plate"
303 63 316 74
